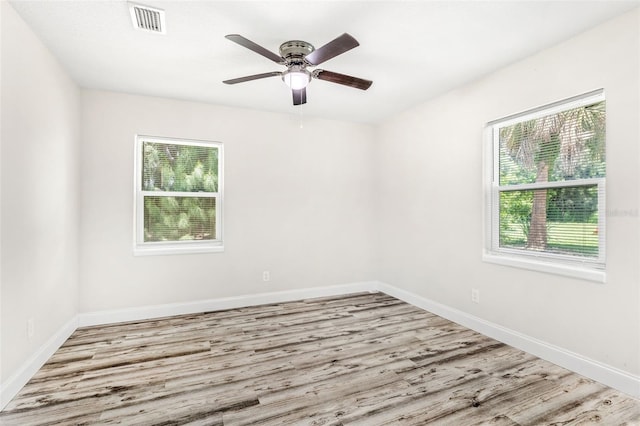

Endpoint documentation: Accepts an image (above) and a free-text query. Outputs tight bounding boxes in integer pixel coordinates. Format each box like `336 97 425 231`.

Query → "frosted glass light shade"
283 70 311 90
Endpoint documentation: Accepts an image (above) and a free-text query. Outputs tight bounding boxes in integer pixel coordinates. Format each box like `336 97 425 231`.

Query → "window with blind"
134 135 223 255
484 90 606 281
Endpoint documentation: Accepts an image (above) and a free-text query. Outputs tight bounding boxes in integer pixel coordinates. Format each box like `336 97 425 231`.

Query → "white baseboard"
1 281 375 411
3 279 637 412
0 315 78 410
375 281 640 399
78 281 377 327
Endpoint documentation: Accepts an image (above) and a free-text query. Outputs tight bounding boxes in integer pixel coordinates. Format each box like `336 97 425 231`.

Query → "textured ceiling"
8 0 639 123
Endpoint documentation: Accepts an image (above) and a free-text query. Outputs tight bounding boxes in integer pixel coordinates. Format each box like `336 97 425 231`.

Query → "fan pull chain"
299 105 304 129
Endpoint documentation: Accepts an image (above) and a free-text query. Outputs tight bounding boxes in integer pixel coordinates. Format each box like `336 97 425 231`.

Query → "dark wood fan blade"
223 72 282 85
292 88 307 105
305 33 359 66
225 34 284 64
314 70 372 90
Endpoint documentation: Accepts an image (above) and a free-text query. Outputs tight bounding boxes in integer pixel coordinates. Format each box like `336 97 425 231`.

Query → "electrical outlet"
27 318 35 339
471 289 480 304
263 271 270 282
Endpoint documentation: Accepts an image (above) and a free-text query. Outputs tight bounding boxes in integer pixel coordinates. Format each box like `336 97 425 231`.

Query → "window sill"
134 242 224 256
483 252 605 283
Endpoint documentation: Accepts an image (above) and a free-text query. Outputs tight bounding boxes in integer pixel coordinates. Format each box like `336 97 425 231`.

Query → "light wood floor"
1 292 638 425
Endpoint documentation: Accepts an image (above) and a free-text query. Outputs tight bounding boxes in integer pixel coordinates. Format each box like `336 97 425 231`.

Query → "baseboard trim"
0 315 78 410
375 281 640 399
1 281 375 411
77 281 377 327
3 280 637 412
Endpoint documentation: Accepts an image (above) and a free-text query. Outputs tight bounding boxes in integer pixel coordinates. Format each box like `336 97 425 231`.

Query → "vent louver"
129 3 165 34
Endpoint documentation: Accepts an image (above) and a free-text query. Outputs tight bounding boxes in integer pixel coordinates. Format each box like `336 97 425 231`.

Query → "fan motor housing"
279 40 314 65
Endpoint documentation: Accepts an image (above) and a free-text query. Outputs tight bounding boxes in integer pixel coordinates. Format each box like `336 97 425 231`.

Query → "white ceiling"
9 0 639 123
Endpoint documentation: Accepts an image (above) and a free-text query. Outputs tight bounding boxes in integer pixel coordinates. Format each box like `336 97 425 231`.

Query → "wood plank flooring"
1 292 638 425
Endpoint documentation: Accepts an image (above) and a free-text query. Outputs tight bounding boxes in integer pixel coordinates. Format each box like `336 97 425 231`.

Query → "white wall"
2 0 638 404
79 91 376 312
375 9 640 376
1 1 80 383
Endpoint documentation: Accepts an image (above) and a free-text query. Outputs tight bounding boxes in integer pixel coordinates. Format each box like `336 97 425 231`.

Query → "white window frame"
133 135 224 256
483 89 606 282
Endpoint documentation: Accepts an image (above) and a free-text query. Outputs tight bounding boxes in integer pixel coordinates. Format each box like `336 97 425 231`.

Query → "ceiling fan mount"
223 33 372 106
279 40 315 66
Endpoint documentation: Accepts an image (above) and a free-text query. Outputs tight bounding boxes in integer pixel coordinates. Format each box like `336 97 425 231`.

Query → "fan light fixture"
282 69 311 90
223 33 373 106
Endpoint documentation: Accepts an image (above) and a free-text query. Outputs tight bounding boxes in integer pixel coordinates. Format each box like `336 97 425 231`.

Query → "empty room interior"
1 0 639 424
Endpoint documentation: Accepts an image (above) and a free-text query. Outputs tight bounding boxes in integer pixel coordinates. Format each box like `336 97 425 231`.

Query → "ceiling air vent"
129 3 166 34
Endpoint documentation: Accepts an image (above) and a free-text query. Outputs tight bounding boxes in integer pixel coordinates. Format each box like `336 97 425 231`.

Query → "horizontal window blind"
488 91 606 268
498 100 605 186
498 185 602 259
143 196 216 242
135 136 223 253
142 141 219 192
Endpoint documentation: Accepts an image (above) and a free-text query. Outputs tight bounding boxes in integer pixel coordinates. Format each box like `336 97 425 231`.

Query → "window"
134 135 223 255
484 90 606 282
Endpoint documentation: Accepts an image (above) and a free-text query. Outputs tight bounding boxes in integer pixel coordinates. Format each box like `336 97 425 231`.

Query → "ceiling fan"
222 33 373 106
